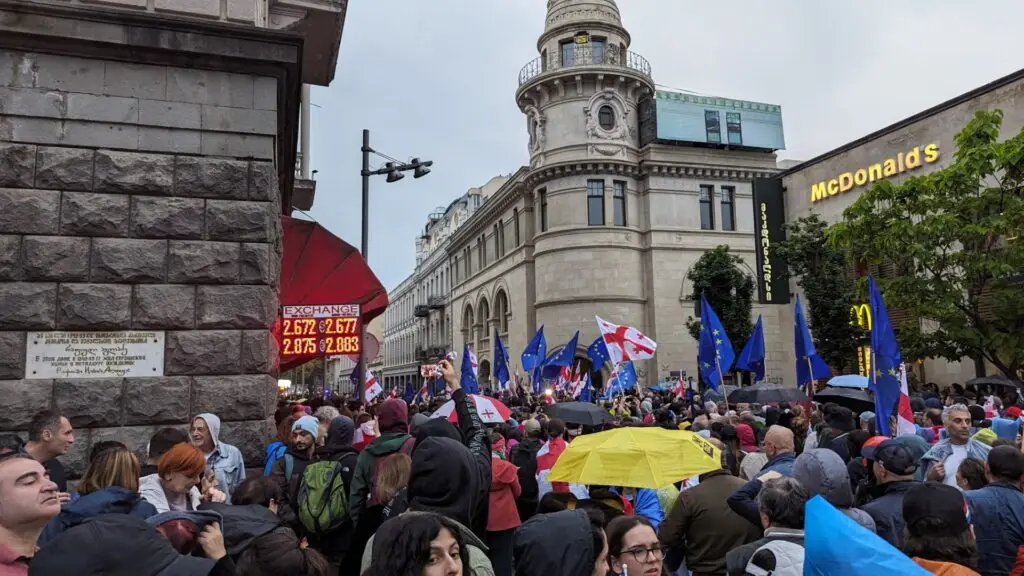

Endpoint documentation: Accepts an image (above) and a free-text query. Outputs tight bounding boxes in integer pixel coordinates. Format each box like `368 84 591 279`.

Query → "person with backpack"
264 412 297 477
347 398 414 527
269 415 321 530
308 416 360 566
509 419 543 522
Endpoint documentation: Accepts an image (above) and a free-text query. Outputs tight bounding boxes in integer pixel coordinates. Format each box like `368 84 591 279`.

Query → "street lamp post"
357 129 432 398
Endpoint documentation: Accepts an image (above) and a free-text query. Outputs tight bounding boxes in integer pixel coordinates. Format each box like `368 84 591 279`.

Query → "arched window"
494 290 510 334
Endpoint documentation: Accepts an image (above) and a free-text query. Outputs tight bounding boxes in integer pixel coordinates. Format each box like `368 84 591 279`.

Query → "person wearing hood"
488 433 521 576
192 413 246 503
360 360 494 575
513 509 608 576
347 398 415 528
310 416 359 565
29 514 234 576
792 449 876 532
269 415 321 529
38 445 157 546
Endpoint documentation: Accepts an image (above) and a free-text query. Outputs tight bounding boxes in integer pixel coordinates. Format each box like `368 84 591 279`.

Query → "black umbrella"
702 385 738 399
545 402 615 426
813 386 874 413
727 382 808 405
966 376 1024 390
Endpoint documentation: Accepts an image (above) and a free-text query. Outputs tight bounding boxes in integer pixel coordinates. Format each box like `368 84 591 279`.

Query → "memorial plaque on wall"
25 331 165 379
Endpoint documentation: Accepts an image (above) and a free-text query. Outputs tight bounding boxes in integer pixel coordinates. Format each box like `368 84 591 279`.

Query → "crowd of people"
1 366 1024 575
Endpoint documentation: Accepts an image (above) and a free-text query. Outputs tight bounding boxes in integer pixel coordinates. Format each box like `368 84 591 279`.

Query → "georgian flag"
595 316 658 366
468 349 479 378
416 381 431 403
674 372 686 398
363 370 382 403
897 364 916 436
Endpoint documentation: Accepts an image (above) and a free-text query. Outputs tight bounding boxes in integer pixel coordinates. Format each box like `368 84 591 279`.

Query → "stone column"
0 3 302 478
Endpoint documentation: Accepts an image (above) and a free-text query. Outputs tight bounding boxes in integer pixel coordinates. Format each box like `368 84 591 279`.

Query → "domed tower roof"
542 0 629 49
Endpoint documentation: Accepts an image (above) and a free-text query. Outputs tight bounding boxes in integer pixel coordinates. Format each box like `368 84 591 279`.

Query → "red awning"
279 216 388 372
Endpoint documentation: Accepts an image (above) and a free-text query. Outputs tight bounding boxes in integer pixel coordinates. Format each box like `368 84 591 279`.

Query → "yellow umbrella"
547 427 721 489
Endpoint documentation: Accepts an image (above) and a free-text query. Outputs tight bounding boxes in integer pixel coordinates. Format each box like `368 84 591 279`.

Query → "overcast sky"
306 0 1024 291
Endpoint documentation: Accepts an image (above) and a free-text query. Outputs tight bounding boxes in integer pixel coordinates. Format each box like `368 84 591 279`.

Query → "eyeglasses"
623 546 664 562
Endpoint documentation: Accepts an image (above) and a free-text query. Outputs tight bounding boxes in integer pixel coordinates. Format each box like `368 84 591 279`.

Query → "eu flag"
461 342 479 394
795 294 832 387
735 315 766 383
493 329 511 390
403 378 415 403
521 326 546 372
603 361 638 398
541 331 579 379
578 372 592 403
586 336 611 372
869 276 902 436
698 294 734 390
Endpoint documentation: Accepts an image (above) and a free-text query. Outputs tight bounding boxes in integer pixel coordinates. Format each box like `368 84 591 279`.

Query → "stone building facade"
445 0 782 387
0 0 345 477
381 176 508 389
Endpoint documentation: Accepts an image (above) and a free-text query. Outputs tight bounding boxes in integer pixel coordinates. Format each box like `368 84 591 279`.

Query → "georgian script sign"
25 331 165 379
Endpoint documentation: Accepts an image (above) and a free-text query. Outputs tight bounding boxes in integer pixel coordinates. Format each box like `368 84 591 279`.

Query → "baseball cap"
903 482 970 538
863 439 917 475
524 419 541 435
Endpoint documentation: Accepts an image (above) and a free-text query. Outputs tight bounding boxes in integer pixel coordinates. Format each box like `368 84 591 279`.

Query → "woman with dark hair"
235 531 332 576
956 458 988 491
605 516 663 576
901 482 980 574
361 512 471 576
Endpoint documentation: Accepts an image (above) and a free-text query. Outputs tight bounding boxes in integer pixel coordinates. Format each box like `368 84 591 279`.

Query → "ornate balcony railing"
518 44 651 86
413 304 429 318
428 295 446 310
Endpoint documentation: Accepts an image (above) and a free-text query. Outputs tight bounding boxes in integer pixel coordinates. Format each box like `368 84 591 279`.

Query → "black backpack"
510 441 540 500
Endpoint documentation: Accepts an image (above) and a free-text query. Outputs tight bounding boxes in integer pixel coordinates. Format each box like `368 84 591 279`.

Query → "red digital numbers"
281 316 360 357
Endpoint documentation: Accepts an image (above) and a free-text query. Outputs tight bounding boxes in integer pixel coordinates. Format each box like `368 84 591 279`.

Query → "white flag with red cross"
595 316 658 367
363 370 382 403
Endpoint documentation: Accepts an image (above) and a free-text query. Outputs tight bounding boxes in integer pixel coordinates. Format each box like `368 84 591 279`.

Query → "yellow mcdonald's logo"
850 303 872 331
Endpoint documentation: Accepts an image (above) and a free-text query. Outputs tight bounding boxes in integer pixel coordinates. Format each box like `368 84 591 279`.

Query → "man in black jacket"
510 419 543 522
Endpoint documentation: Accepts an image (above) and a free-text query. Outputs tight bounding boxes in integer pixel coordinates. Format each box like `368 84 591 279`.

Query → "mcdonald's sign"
850 303 872 377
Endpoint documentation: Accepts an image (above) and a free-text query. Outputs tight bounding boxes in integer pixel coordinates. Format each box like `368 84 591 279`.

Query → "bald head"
764 425 794 457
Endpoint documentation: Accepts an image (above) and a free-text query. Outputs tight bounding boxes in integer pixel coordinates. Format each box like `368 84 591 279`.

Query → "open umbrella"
547 427 720 488
813 386 874 413
545 402 615 426
702 385 738 399
431 394 511 424
966 376 1024 390
827 375 869 389
727 382 808 404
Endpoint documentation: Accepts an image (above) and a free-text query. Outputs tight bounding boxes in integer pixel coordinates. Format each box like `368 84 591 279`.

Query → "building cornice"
524 159 642 190
447 167 529 250
639 161 778 181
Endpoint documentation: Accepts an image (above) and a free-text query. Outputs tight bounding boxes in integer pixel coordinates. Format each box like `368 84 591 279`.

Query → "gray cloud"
307 0 1024 291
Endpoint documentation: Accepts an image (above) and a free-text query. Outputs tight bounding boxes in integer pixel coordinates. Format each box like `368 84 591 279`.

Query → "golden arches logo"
850 304 872 331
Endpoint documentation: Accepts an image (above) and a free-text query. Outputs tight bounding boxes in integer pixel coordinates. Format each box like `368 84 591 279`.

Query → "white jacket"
139 474 202 513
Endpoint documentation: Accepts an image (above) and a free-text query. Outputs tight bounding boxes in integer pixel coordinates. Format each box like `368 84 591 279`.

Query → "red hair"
158 442 206 478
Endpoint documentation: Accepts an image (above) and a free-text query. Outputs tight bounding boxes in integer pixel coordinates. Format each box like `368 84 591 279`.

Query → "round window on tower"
598 105 615 130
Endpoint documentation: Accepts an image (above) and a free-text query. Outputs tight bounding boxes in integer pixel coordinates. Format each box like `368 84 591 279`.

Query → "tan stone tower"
515 0 655 360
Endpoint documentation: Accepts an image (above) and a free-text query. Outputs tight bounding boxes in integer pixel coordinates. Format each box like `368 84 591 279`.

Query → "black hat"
826 406 856 432
903 482 970 538
969 404 986 424
863 439 917 475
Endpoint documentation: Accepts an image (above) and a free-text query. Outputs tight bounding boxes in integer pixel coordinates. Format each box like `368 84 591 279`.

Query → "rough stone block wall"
0 48 283 478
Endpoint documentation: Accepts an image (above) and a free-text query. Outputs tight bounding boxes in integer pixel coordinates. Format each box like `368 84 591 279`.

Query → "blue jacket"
966 482 1024 576
39 486 157 546
726 452 797 527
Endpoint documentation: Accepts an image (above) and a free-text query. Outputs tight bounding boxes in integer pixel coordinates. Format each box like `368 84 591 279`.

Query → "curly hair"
362 512 472 576
902 529 978 570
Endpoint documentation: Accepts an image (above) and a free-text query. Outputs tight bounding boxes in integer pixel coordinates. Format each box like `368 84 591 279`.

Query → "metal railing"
518 44 651 86
413 304 429 318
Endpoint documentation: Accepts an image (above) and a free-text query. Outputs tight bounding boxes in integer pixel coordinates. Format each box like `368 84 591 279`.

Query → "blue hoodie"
39 486 157 546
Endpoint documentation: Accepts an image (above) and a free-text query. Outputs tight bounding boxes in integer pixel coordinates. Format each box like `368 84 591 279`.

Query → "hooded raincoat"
513 509 597 576
194 413 246 502
792 449 876 532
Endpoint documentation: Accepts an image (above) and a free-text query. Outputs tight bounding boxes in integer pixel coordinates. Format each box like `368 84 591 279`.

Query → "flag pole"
805 356 815 398
715 353 728 413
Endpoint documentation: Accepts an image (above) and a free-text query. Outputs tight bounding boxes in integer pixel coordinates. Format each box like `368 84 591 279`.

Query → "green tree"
685 246 755 349
830 109 1024 378
774 214 861 373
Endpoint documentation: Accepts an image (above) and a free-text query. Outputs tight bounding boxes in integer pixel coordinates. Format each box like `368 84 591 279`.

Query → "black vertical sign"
751 177 790 304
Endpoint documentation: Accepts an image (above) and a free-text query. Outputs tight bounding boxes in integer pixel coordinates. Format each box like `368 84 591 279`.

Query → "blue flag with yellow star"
698 293 735 390
736 315 766 383
869 276 902 437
